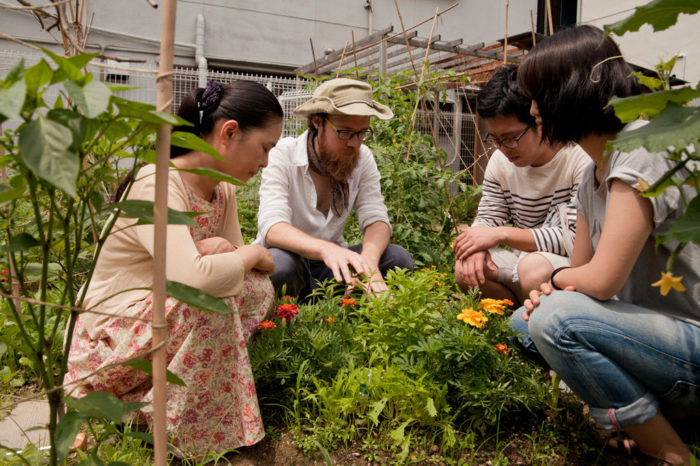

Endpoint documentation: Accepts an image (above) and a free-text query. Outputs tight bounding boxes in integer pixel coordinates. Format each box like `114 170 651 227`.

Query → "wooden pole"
351 30 360 79
503 0 509 64
335 41 349 78
309 38 318 75
546 0 554 35
153 0 177 464
530 9 537 46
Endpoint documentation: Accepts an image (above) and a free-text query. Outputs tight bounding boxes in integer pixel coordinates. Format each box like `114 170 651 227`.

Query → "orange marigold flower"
276 303 299 321
341 298 357 307
495 344 510 355
280 295 295 303
257 320 276 330
325 317 336 324
456 307 488 328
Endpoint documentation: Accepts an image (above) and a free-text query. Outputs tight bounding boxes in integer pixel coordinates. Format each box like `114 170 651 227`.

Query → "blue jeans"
268 244 414 300
510 291 700 429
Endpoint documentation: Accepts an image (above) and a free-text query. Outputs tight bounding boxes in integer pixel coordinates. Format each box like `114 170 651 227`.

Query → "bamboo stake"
392 0 418 74
546 0 554 35
335 41 349 78
153 0 177 464
351 30 360 79
503 0 509 64
530 9 537 46
309 38 318 75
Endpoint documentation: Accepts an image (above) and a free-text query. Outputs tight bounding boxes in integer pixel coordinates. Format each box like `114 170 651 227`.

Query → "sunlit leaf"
0 62 26 122
112 97 183 125
604 0 700 36
18 115 79 197
178 167 246 186
64 79 111 118
65 391 147 424
109 199 198 226
41 47 86 84
24 59 53 107
611 102 700 153
56 411 85 463
170 131 224 161
166 280 232 314
608 87 700 122
123 358 187 386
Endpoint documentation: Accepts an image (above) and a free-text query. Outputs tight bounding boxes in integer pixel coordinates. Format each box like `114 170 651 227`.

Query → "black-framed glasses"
482 125 531 150
325 119 374 142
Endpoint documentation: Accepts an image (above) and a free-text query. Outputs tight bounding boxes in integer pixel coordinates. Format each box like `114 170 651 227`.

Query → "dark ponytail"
171 79 283 158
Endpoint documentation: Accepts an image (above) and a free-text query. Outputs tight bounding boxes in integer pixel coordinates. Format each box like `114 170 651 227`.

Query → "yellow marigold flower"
651 271 686 296
633 177 650 192
325 317 336 324
457 308 488 328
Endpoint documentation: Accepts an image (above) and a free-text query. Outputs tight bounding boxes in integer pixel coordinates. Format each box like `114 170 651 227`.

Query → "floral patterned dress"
65 184 274 459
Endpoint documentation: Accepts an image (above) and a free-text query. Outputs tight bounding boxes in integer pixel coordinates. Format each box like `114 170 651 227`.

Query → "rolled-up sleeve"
256 146 293 246
354 149 391 233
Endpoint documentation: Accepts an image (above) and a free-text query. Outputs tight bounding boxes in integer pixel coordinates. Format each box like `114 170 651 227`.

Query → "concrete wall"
1 0 537 73
580 0 700 83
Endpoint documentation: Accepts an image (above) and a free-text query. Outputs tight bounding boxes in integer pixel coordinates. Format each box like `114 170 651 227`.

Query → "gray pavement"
0 400 50 454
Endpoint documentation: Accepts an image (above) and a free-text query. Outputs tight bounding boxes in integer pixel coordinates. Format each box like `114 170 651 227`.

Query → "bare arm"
359 221 391 292
454 226 536 260
550 180 653 300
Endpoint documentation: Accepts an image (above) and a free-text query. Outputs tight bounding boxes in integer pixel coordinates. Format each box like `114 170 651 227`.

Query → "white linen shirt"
255 130 391 248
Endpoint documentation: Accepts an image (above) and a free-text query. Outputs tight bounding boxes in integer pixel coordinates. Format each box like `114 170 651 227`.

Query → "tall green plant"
0 50 230 465
605 0 700 287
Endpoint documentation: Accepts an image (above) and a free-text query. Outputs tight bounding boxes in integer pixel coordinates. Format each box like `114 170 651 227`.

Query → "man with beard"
255 78 414 299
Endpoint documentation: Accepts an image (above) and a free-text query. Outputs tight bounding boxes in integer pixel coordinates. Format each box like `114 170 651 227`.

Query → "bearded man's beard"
316 137 360 181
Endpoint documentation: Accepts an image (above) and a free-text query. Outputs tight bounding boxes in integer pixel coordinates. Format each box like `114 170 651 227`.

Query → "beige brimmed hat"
293 78 394 120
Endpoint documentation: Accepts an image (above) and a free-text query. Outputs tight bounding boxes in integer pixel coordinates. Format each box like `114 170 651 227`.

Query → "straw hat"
293 78 394 120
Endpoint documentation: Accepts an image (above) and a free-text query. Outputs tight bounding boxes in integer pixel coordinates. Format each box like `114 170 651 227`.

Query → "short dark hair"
172 80 283 158
517 25 642 144
478 64 535 127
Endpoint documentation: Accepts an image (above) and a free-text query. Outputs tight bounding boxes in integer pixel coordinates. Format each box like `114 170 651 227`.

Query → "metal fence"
1 50 484 180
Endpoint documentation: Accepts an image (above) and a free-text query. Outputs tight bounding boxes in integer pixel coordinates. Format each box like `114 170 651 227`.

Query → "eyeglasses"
482 125 531 150
325 119 374 142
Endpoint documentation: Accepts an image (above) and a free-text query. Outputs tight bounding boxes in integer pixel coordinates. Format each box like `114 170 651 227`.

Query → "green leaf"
0 182 26 204
112 97 183 125
1 233 40 252
426 397 437 417
170 131 225 161
123 358 187 386
65 391 147 424
604 0 700 36
166 280 232 314
56 411 85 463
0 61 26 122
389 418 412 443
612 103 700 153
18 115 79 197
608 87 700 122
47 108 88 154
368 398 388 424
23 262 62 281
77 451 106 466
109 199 198 226
657 195 700 244
24 59 53 98
41 47 86 84
178 167 246 186
64 80 111 118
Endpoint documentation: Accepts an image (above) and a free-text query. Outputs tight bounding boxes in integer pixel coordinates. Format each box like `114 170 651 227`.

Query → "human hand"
453 226 500 260
320 244 370 285
345 266 389 296
195 237 236 256
455 251 498 289
234 244 275 274
522 281 575 321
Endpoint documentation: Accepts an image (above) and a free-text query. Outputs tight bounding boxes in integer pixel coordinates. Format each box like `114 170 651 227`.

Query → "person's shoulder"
269 132 308 166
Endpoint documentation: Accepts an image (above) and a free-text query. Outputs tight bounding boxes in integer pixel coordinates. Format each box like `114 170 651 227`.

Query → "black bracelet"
550 266 571 291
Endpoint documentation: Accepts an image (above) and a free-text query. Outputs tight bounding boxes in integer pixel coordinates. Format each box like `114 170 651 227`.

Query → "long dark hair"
517 25 642 145
170 79 283 158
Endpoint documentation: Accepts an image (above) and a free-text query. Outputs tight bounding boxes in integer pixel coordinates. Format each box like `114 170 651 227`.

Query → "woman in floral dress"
65 80 283 458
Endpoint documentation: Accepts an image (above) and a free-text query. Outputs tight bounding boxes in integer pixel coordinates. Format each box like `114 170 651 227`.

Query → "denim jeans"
510 291 700 429
268 243 414 300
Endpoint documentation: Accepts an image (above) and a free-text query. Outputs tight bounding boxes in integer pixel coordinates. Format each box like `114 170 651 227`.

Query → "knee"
527 291 571 344
269 248 307 295
381 244 414 272
517 253 553 294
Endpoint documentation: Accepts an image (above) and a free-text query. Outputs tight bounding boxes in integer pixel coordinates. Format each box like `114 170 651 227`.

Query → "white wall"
580 0 700 84
0 0 538 73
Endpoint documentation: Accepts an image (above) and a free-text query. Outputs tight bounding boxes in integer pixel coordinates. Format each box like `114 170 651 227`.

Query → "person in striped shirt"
453 64 590 305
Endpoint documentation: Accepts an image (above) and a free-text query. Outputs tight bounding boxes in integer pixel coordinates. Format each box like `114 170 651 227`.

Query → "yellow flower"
633 177 650 192
651 271 686 296
457 307 488 328
479 298 514 316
